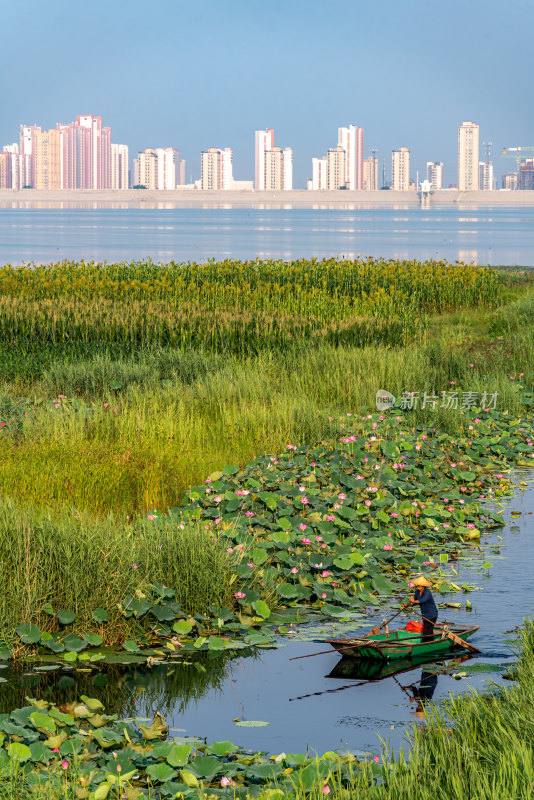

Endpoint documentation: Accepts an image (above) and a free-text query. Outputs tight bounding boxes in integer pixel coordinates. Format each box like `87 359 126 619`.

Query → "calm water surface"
0 205 533 266
2 479 531 756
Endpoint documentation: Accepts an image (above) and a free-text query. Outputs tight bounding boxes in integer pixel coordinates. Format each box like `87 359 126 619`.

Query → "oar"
411 609 481 654
289 607 409 661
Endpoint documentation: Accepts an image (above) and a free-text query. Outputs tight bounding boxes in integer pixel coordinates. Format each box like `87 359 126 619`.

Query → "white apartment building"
254 129 274 191
264 146 293 190
426 161 443 191
311 157 328 190
156 148 180 190
254 129 292 190
479 161 494 190
391 147 410 191
134 149 157 188
326 145 346 190
458 121 479 191
1 143 30 189
363 156 379 190
337 125 364 189
111 143 129 189
200 147 233 190
134 147 182 189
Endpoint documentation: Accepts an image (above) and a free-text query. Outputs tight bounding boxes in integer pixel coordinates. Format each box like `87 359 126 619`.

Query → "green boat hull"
327 625 479 661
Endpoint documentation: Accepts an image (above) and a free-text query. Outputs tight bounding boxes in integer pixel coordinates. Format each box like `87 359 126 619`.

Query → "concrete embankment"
1 188 534 208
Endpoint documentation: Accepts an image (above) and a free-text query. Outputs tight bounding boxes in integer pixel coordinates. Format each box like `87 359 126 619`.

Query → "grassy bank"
1 308 533 515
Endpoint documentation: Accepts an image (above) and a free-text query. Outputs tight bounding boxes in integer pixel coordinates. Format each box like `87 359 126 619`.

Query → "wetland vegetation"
1 257 534 797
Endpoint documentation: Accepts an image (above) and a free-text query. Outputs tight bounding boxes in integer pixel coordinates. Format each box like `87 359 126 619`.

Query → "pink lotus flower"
247 562 255 568
301 537 312 545
321 570 329 577
234 592 246 599
221 777 234 787
365 500 371 506
374 756 380 763
327 514 335 521
291 567 299 574
321 592 327 599
300 496 309 505
315 535 323 542
245 511 255 517
215 517 221 524
338 492 346 500
227 547 234 554
323 787 331 795
286 444 297 451
299 523 307 531
61 760 68 770
213 496 222 503
390 512 399 518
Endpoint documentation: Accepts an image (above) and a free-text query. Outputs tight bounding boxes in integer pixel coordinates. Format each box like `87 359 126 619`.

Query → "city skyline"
0 0 532 189
0 115 528 191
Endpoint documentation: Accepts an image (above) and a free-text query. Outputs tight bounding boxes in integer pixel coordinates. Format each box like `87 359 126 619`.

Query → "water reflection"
0 205 533 266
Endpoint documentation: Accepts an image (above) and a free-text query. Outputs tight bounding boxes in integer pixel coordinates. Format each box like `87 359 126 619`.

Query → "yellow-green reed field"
0 257 532 516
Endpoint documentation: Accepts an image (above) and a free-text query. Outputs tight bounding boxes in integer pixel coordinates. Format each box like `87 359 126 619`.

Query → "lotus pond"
1 392 534 797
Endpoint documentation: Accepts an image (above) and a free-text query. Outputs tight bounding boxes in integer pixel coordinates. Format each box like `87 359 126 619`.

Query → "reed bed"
0 499 232 642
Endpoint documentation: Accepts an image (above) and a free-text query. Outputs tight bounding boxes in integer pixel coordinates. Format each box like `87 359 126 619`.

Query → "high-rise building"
363 156 379 190
391 147 410 191
0 144 29 189
254 129 274 191
311 157 328 190
76 115 112 189
20 125 40 187
33 128 61 189
134 149 157 189
155 148 180 189
520 159 534 190
200 148 233 190
134 147 182 189
326 145 346 190
254 129 292 190
457 121 479 191
111 144 129 189
337 125 364 189
0 152 11 188
426 161 443 191
479 161 494 190
264 146 293 190
502 171 518 190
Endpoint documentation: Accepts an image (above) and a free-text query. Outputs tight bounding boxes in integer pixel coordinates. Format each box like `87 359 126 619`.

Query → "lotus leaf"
15 623 41 644
57 610 76 625
166 743 193 767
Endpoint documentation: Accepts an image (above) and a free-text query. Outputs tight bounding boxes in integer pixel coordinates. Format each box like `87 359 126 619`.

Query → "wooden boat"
326 624 479 662
326 651 465 681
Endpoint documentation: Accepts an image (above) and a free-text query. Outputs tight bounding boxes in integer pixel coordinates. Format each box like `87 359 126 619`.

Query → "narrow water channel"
2 478 532 756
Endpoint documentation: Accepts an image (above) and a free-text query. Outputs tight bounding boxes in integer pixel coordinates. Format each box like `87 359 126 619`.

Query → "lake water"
2 478 531 757
0 205 533 267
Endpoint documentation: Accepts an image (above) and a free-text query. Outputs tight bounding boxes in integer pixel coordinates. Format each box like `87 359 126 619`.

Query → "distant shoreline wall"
1 189 534 207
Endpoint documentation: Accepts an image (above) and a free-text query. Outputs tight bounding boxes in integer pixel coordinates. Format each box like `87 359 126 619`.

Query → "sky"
1 0 533 188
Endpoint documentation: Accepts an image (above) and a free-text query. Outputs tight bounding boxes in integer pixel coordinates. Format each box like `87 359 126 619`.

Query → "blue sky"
2 0 532 187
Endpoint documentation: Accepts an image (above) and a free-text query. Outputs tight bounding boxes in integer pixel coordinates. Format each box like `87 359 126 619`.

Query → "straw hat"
412 574 432 588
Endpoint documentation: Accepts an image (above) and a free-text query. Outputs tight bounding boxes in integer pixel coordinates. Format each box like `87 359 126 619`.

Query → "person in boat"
407 575 438 643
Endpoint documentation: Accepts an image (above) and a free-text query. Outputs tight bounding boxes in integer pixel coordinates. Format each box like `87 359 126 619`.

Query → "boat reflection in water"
325 652 472 711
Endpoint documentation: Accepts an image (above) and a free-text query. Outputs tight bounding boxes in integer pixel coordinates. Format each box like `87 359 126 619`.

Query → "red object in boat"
406 620 424 633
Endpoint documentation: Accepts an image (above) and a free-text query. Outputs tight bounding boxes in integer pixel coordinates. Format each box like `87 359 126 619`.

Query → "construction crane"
502 147 534 188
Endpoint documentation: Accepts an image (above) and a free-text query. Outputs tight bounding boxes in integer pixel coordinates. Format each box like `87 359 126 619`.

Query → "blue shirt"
414 587 438 621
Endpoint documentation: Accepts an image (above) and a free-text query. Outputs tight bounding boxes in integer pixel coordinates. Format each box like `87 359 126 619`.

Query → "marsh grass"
1 308 533 515
0 499 232 644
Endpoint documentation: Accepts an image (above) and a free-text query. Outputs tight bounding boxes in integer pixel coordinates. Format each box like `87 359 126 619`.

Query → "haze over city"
1 0 532 187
